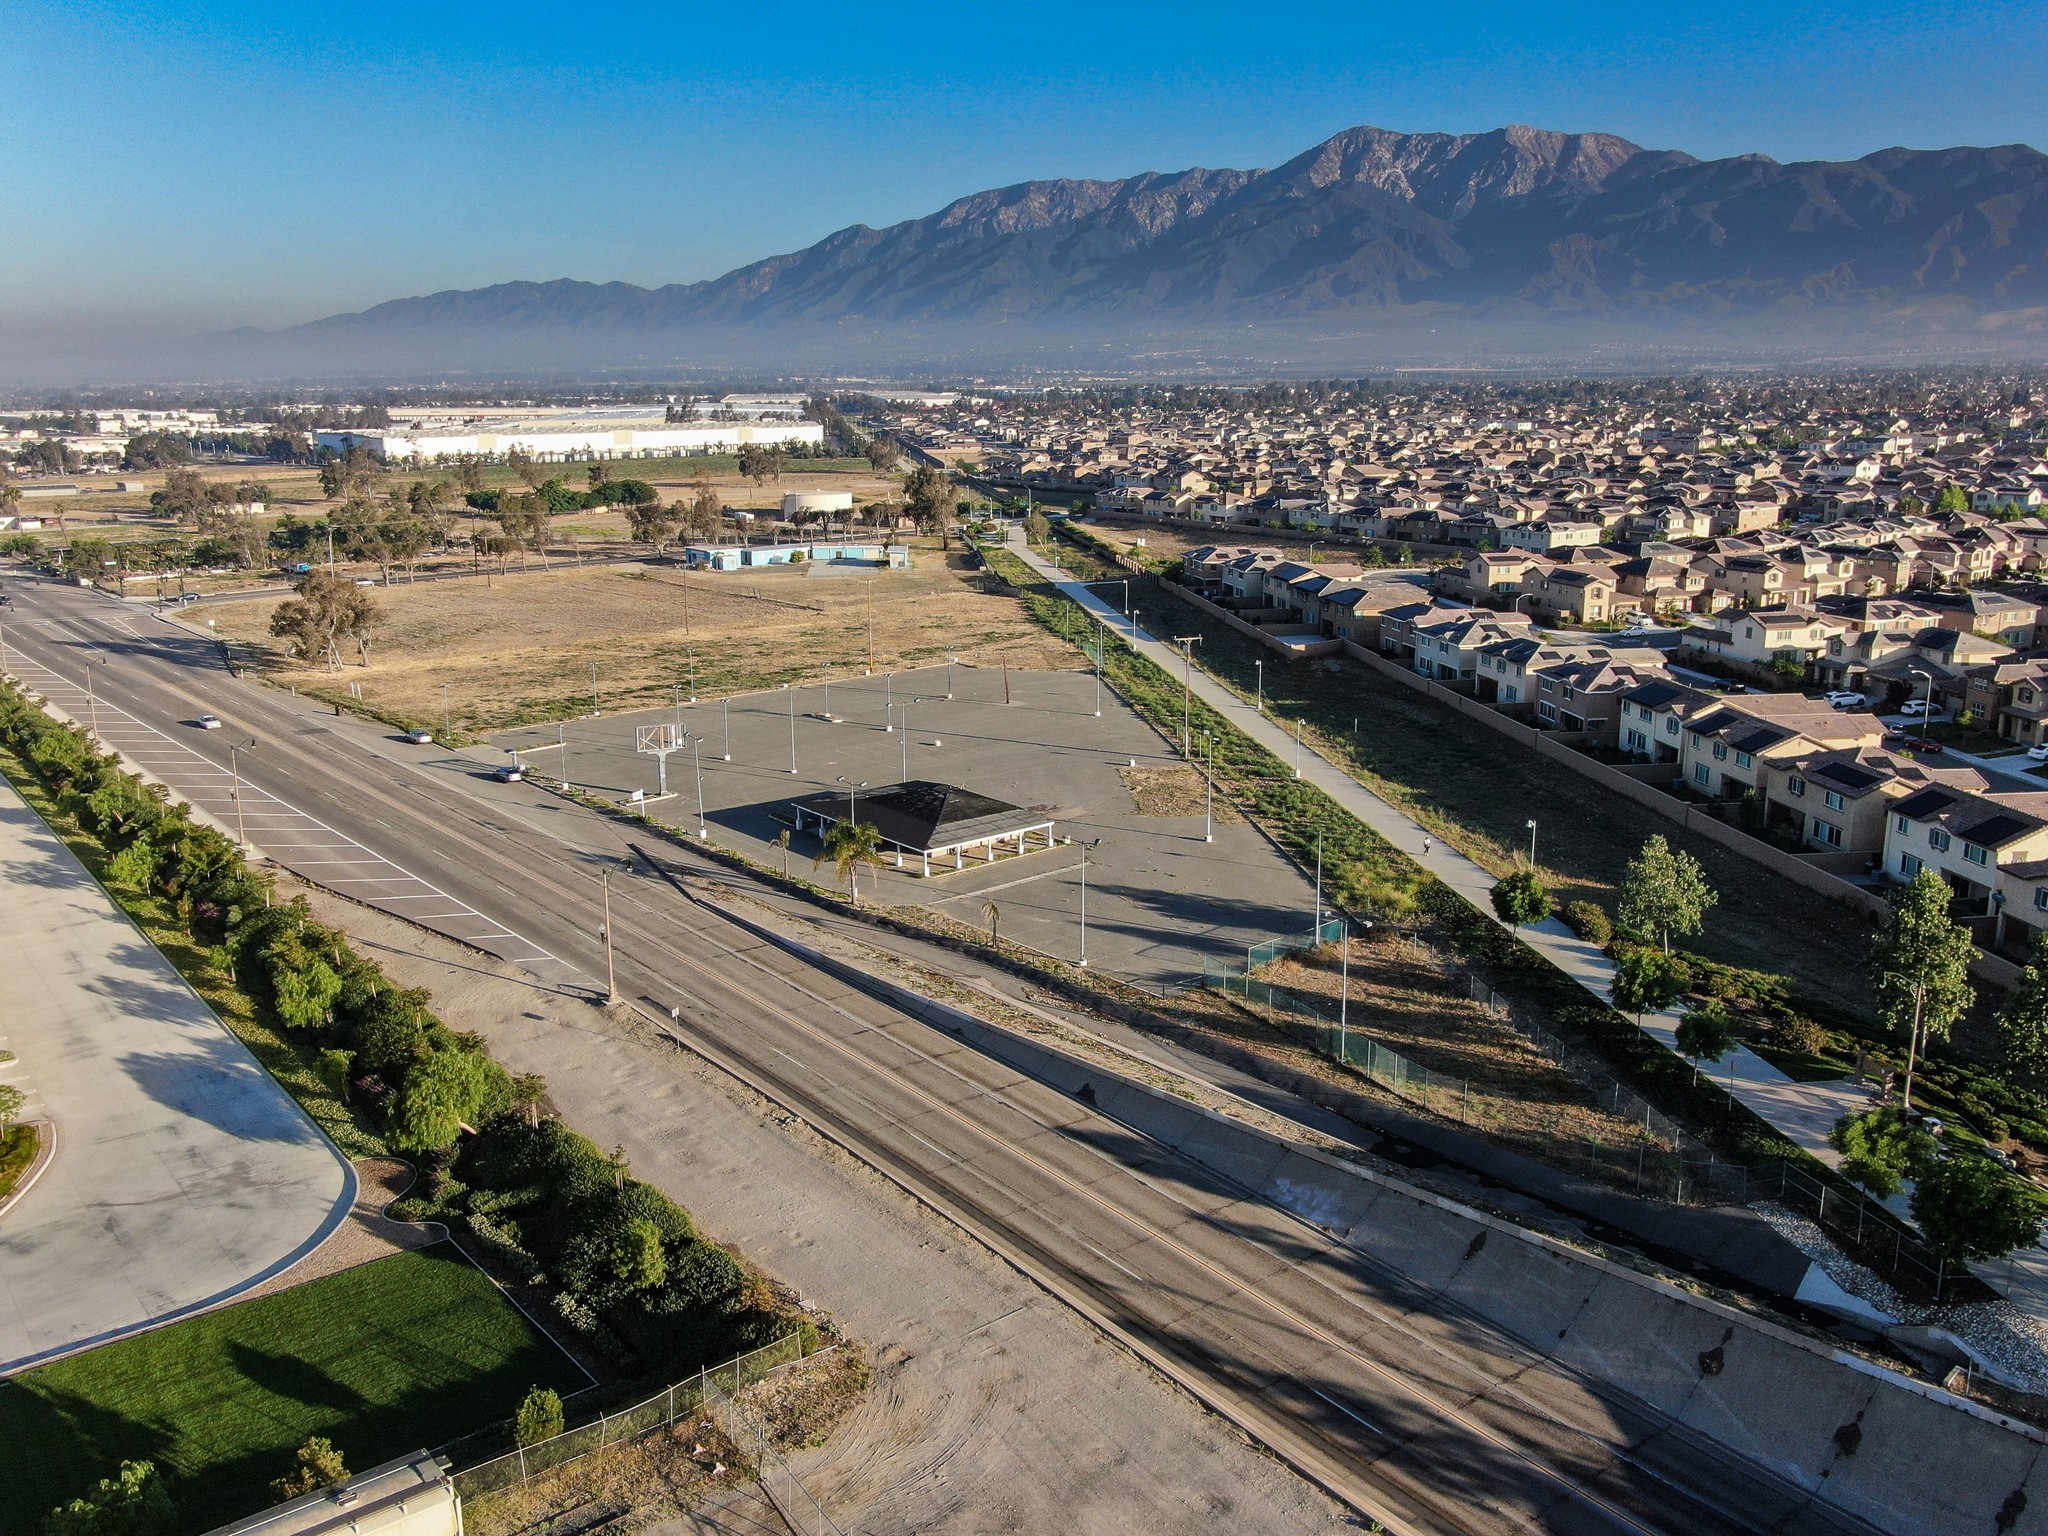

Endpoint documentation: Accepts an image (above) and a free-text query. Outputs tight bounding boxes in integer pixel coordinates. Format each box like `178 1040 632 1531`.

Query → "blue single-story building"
681 542 912 571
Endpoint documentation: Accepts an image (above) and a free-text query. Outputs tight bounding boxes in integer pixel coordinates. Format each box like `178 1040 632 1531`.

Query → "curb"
0 1119 56 1222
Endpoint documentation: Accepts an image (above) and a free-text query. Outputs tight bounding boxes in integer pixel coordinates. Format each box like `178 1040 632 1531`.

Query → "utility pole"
600 868 619 1005
1173 635 1200 754
1003 657 1012 706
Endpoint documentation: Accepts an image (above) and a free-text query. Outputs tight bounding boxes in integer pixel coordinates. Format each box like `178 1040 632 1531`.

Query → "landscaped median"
0 680 842 1532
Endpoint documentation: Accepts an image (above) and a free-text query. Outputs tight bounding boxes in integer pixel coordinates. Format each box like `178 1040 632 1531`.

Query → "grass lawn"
0 1246 580 1534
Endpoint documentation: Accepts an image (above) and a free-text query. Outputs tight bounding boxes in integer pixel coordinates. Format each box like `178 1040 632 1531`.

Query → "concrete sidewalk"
0 776 355 1374
1011 530 1871 1165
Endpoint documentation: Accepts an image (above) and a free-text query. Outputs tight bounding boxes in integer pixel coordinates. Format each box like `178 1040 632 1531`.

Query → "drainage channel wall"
701 893 2048 1536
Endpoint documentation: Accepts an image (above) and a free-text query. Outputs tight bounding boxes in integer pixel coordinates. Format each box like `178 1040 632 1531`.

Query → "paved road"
0 573 1881 1536
0 775 354 1374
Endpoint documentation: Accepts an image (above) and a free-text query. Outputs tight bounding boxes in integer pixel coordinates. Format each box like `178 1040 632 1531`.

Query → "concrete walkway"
1011 531 1872 1164
0 776 355 1374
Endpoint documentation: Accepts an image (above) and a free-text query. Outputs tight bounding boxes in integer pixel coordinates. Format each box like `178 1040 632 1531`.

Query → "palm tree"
983 899 1000 943
815 820 887 907
775 829 792 879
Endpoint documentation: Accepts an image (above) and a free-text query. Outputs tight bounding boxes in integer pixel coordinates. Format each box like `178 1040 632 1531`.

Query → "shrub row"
0 681 792 1376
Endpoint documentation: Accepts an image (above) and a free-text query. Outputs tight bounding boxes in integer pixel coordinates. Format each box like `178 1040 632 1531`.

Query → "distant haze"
13 123 2048 384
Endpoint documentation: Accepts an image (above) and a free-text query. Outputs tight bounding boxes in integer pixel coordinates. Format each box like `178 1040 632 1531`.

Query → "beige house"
1678 696 1885 800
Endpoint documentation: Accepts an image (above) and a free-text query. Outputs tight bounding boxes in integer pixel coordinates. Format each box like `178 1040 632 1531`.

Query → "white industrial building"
315 408 821 464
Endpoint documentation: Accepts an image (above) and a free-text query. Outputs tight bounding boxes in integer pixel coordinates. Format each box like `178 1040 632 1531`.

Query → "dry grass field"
197 553 1075 732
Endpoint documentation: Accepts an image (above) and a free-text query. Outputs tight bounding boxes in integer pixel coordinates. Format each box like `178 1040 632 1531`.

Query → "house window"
1900 852 1922 876
1929 829 1951 852
1665 719 1679 735
1823 790 1845 812
1538 703 1558 723
1734 751 1754 769
1896 815 1911 835
1965 843 1990 866
2035 888 2048 912
1540 679 1555 693
1712 742 1728 761
1693 762 1711 786
1626 729 1648 751
1503 686 1519 702
1813 820 1843 848
1788 776 1806 796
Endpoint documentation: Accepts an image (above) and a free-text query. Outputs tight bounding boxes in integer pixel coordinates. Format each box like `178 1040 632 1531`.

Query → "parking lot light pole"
721 696 731 760
1203 732 1215 843
781 684 797 774
1077 837 1101 967
884 672 894 729
686 729 707 838
836 776 867 827
947 652 957 698
1091 636 1103 717
1173 635 1201 754
1909 666 1937 726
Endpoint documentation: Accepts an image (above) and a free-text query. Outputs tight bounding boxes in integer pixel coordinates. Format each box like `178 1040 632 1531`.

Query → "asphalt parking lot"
491 662 1324 988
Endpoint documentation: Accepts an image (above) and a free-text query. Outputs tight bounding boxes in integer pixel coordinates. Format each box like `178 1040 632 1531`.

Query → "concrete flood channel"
703 888 2046 1536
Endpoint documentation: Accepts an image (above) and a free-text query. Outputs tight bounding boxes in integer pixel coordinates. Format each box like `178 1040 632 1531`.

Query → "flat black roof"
793 780 1051 853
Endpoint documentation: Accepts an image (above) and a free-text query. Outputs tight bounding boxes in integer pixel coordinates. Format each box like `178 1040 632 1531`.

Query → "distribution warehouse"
313 407 823 462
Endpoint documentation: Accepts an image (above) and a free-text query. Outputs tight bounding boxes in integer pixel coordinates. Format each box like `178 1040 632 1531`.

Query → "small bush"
270 1438 348 1501
514 1386 565 1448
1562 901 1612 945
1769 1014 1830 1056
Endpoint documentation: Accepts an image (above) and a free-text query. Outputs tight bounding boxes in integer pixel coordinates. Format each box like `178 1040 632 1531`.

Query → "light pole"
591 662 601 717
1909 666 1937 727
1312 826 1324 941
947 652 957 698
672 684 683 741
1308 540 1323 565
227 738 255 851
1293 717 1305 779
685 728 707 838
721 695 731 760
1255 659 1264 713
836 776 867 828
901 698 939 782
1172 635 1200 754
688 651 697 703
1077 837 1102 967
82 656 107 741
1202 731 1215 843
781 684 797 774
1525 818 1538 866
441 683 452 743
884 672 894 730
1090 635 1103 717
600 866 619 1005
557 723 570 788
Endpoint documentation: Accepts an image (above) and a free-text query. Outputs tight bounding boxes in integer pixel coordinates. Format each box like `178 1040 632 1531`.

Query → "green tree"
263 926 344 1031
1829 1106 1936 1198
866 435 902 472
1912 1153 2044 1262
1674 1000 1737 1064
390 1048 498 1152
1610 947 1686 1023
271 1437 349 1501
1935 485 1971 514
1616 835 1717 953
626 501 679 555
1868 870 1976 1110
269 571 381 670
814 820 887 907
0 1082 25 1132
45 1460 175 1536
1489 870 1549 933
1998 929 2048 1088
515 1386 565 1447
901 464 955 534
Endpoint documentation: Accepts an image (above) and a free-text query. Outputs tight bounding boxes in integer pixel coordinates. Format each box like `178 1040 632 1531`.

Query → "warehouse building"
315 408 821 463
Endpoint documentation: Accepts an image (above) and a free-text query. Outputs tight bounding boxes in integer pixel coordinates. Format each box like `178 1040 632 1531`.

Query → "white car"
196 714 223 730
1827 692 1867 709
402 728 433 745
1900 699 1939 717
2029 743 2048 761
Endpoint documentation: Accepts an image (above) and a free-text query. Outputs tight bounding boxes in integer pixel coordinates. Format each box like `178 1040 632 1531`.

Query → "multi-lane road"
0 574 1882 1536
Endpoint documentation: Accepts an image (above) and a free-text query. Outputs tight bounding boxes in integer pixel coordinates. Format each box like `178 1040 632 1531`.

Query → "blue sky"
5 0 2044 336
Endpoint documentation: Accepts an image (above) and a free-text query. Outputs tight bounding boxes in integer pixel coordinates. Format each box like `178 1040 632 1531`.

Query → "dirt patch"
1116 764 1241 821
238 1157 442 1302
191 555 1075 733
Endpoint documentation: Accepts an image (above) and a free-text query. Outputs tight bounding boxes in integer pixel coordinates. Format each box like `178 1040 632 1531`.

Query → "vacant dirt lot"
198 555 1076 732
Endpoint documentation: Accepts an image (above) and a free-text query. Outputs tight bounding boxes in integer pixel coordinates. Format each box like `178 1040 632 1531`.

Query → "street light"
779 683 798 774
683 727 708 838
1312 826 1325 941
836 776 867 827
599 863 622 1005
227 737 256 851
1255 659 1265 713
1909 666 1938 726
590 661 602 717
1076 836 1103 967
1172 635 1201 754
1525 818 1538 866
441 683 452 743
1202 731 1215 843
720 695 732 760
900 698 940 782
947 652 957 699
884 671 895 729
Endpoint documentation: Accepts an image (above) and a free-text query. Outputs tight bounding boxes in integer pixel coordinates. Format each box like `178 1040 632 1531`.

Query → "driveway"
0 777 354 1374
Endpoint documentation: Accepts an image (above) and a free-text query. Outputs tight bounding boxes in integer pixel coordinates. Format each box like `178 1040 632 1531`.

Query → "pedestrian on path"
1421 837 1433 857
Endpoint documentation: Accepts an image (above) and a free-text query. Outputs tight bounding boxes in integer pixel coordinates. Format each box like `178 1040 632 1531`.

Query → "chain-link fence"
1208 952 1958 1296
448 1332 817 1500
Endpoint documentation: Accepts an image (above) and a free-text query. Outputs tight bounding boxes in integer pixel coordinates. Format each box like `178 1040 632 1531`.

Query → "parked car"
179 592 201 604
2030 743 2048 762
1900 699 1940 717
402 728 433 745
196 714 223 730
1905 738 1945 754
1982 1145 2018 1170
492 762 526 783
1826 691 1867 709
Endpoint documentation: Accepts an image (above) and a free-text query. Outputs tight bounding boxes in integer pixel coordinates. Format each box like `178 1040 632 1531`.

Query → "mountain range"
272 123 2048 371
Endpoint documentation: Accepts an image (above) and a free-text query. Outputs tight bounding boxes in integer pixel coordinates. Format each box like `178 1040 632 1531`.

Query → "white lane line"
1308 1386 1385 1437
